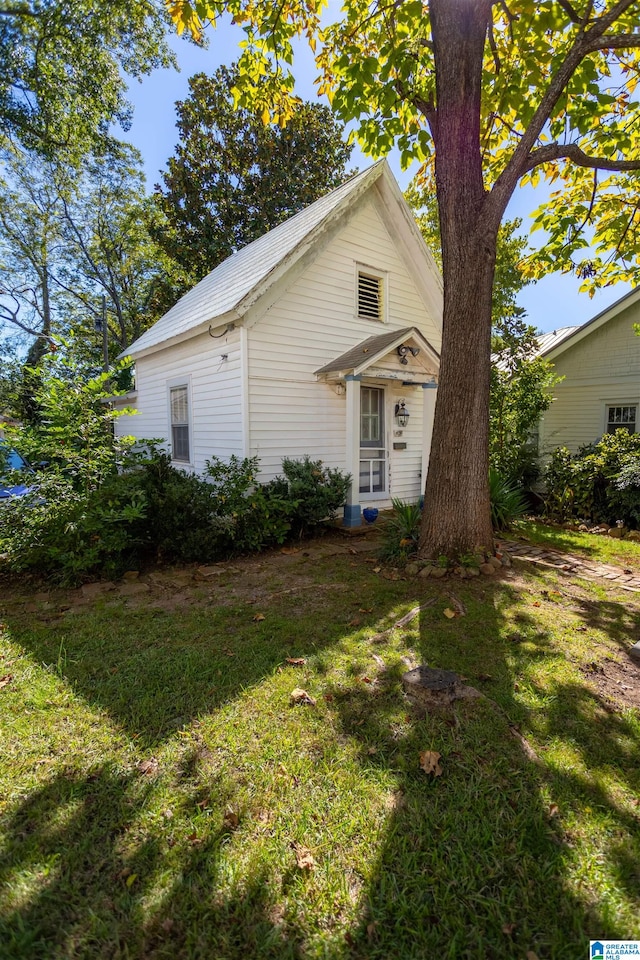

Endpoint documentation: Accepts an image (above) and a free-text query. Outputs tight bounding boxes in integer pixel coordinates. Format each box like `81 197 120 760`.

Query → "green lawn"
1 538 639 959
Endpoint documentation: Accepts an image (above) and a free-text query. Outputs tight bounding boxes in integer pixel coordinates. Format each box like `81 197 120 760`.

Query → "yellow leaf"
443 608 457 619
419 750 443 777
293 843 316 870
253 613 266 622
261 107 270 125
126 873 138 888
290 688 316 706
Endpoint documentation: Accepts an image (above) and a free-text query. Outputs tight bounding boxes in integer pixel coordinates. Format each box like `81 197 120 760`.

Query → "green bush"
0 448 347 582
265 456 350 538
489 467 527 531
380 498 422 561
544 430 640 525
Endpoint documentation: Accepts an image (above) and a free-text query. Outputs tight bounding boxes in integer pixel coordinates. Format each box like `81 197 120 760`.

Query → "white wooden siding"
539 306 640 455
247 199 436 501
115 328 243 471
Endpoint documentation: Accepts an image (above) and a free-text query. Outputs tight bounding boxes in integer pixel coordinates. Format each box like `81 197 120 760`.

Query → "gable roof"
122 160 442 359
315 326 439 379
541 286 640 361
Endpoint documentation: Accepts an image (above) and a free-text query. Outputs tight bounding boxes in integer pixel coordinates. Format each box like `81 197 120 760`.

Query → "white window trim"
355 262 388 324
602 399 639 435
167 376 194 467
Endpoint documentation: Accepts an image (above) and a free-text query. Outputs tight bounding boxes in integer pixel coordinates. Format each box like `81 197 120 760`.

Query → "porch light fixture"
397 344 421 364
395 400 410 427
333 382 346 396
397 345 409 365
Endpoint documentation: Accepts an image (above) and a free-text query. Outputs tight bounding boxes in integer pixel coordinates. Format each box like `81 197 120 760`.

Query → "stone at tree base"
419 565 435 578
430 567 447 579
630 641 640 663
500 555 512 568
405 562 419 577
479 563 496 575
626 530 640 542
487 557 502 570
466 566 480 576
402 666 482 710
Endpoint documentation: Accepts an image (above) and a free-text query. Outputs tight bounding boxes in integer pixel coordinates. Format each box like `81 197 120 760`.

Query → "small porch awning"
315 326 439 385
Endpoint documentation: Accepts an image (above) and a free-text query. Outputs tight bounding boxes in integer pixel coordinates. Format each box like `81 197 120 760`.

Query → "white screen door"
359 386 386 495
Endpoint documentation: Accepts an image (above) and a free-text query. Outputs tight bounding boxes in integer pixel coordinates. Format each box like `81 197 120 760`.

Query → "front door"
359 386 386 496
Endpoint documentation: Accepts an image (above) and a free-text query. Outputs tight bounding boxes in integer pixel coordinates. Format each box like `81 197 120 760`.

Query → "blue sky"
122 23 631 335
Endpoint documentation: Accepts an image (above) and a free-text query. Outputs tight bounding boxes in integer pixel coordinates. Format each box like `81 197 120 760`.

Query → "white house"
115 161 443 527
538 287 640 455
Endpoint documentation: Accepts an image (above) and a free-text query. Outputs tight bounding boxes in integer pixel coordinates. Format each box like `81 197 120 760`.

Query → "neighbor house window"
606 405 637 434
170 385 190 462
357 270 383 321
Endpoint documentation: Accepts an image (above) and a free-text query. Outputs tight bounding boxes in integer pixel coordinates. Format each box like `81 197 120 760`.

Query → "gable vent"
358 272 382 320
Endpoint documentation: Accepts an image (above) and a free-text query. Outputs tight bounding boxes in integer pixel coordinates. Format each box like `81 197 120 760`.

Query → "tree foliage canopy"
170 1 640 288
0 0 173 159
153 64 353 290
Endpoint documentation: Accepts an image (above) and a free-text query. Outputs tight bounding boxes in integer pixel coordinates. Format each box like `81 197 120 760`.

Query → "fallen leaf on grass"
252 613 266 622
286 657 306 666
290 688 316 706
360 675 373 684
138 757 159 777
443 608 457 619
548 803 560 818
293 843 316 870
532 601 541 607
526 952 539 960
280 547 300 555
223 648 235 657
366 921 378 941
223 808 239 830
477 673 493 682
161 918 174 933
0 675 13 689
323 692 334 702
187 832 202 846
419 750 443 777
348 617 361 627
126 873 138 888
367 746 378 755
359 607 373 613
372 566 381 574
502 922 516 936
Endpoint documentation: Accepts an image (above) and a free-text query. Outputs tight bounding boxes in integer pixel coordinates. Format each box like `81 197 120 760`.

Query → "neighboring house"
115 161 443 526
537 287 640 455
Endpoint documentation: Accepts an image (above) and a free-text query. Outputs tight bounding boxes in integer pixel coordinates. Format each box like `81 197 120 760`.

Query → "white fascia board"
119 310 242 361
544 287 640 362
353 328 440 377
373 170 444 329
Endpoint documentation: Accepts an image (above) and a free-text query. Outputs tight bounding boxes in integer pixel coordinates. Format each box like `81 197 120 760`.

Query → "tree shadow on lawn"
2 568 639 958
2 589 354 750
0 760 309 960
319 579 640 958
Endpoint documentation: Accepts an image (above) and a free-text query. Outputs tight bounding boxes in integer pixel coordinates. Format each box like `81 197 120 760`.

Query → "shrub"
266 456 350 538
544 430 640 525
489 468 527 530
380 498 422 561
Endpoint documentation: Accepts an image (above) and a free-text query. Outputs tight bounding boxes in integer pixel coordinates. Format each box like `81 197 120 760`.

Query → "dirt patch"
580 653 640 711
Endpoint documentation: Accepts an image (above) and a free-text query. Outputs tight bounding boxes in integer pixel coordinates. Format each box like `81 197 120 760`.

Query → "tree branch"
555 0 582 24
523 141 640 173
489 0 640 221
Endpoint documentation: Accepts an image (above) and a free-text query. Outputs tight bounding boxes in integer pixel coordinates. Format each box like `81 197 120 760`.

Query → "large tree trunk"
418 235 496 559
418 0 497 560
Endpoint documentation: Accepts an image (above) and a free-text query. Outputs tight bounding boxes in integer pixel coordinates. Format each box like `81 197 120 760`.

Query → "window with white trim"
357 270 383 321
170 385 190 462
606 404 637 435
